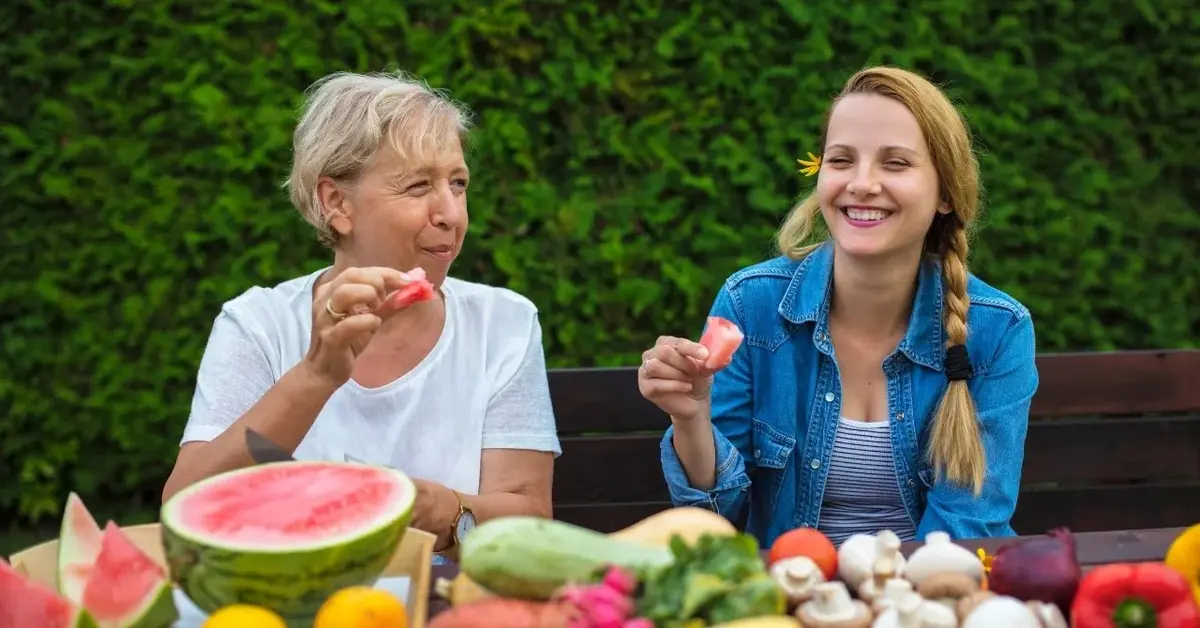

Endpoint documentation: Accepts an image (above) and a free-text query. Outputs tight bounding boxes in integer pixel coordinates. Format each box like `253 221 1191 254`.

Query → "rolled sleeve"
917 312 1039 540
657 282 755 520
660 423 751 514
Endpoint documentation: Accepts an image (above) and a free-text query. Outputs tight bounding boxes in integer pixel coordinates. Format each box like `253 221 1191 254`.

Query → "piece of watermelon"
387 266 435 309
0 558 98 628
78 522 177 628
699 316 745 371
57 492 104 604
160 461 416 624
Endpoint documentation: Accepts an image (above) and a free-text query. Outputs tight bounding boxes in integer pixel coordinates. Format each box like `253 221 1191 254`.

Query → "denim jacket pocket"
750 419 797 509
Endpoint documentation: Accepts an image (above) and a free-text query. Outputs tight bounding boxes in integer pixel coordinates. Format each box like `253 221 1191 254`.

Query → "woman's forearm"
162 363 341 501
671 410 718 490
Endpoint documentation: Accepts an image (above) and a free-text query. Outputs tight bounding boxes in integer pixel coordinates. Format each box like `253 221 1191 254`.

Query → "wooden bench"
548 349 1200 535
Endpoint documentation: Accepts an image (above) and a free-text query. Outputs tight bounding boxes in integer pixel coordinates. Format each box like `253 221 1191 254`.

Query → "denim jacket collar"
776 242 946 371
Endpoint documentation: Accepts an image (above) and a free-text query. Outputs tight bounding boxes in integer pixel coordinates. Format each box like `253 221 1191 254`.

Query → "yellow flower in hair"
797 152 822 177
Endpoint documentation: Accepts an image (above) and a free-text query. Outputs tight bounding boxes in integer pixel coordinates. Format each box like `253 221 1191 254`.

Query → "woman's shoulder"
965 273 1032 324
215 269 322 325
443 277 540 337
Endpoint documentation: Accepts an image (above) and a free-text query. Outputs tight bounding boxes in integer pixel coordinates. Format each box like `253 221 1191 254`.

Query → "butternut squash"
609 506 738 547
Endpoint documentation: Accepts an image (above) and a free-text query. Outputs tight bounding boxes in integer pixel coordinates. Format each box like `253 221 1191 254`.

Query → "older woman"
162 71 561 556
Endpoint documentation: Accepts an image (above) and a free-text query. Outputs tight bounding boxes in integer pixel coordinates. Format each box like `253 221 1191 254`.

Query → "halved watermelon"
160 461 415 623
699 316 745 370
57 492 103 604
75 523 177 628
0 558 98 628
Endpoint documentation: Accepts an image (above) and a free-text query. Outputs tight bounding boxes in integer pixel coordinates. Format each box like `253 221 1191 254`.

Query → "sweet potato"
427 597 574 628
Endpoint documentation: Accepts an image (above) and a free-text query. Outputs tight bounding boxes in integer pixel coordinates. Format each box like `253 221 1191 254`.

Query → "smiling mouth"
840 206 893 223
422 246 455 258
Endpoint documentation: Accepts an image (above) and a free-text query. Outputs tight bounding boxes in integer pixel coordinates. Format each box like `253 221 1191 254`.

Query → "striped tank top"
818 417 916 546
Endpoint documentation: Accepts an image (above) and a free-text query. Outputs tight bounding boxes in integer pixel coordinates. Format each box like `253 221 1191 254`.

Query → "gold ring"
324 298 348 321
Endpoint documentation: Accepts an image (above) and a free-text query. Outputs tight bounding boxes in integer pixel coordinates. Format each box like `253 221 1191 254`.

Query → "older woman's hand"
303 266 414 386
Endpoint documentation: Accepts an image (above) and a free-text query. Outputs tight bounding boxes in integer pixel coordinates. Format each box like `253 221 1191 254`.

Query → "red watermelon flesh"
699 316 744 371
386 266 435 309
0 558 93 628
80 522 171 626
172 462 409 547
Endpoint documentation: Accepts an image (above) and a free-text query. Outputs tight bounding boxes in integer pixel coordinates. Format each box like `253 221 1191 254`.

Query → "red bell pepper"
1071 562 1200 628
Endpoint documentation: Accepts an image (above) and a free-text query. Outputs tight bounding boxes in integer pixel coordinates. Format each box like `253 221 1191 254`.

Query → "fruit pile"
433 509 1200 628
2 461 420 628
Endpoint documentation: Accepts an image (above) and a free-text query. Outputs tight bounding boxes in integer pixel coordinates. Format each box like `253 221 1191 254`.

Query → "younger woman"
638 66 1038 546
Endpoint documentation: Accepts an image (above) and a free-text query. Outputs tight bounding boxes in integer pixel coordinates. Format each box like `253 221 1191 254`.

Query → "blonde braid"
927 222 986 494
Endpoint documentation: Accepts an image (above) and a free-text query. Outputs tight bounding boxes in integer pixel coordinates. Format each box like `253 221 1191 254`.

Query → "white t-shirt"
180 268 562 495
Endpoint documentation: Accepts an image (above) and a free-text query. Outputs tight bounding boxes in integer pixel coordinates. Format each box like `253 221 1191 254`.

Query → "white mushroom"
871 591 958 628
838 530 908 591
1027 601 1068 628
961 595 1042 628
870 578 915 615
905 531 984 588
858 552 903 604
771 555 826 606
797 581 874 628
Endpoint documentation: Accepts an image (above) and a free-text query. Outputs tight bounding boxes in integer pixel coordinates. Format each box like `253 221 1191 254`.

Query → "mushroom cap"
796 601 873 628
917 571 980 599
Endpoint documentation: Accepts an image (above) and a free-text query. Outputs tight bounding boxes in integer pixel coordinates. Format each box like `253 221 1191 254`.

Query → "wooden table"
424 527 1185 619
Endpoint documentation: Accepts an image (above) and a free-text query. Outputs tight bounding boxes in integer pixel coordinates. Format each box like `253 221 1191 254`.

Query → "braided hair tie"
944 344 973 382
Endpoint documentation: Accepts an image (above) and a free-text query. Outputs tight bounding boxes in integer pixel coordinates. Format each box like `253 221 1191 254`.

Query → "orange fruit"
314 586 408 628
768 527 838 580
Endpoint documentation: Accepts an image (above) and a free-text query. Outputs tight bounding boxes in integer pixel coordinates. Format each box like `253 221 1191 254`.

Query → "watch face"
455 511 476 540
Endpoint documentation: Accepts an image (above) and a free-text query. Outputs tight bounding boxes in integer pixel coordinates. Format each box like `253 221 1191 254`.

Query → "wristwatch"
447 491 476 550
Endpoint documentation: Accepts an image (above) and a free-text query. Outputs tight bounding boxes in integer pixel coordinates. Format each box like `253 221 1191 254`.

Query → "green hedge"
1 1 1197 528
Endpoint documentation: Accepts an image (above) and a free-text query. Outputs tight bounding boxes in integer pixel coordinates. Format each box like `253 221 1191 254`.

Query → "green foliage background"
1 1 1197 531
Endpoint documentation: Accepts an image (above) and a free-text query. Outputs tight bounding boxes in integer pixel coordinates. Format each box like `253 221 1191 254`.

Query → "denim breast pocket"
750 419 796 508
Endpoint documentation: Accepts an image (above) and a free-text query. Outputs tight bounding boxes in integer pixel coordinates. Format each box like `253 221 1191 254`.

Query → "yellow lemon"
202 604 287 628
315 586 408 628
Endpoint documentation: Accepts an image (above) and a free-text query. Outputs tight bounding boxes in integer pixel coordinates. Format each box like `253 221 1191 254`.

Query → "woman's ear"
316 176 353 237
937 200 953 215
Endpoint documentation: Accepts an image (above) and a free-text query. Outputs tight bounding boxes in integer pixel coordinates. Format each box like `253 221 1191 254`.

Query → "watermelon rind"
58 491 103 603
160 461 415 626
105 581 178 628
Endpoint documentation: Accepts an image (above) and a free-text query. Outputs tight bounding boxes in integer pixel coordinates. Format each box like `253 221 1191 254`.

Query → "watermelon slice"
386 266 435 309
78 522 177 628
160 461 416 623
699 316 745 371
0 558 98 628
57 492 103 604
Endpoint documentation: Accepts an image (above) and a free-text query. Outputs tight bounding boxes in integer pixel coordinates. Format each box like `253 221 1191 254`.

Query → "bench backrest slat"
548 349 1200 535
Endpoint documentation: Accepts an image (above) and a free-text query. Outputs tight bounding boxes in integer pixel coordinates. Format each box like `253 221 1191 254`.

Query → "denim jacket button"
896 412 905 420
810 458 821 469
908 478 915 487
824 392 834 402
754 449 761 458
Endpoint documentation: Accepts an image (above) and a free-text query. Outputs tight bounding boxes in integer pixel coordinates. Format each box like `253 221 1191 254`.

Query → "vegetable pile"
437 508 1200 628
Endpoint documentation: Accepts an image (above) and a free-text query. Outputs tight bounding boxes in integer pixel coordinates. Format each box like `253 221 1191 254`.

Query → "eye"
884 160 911 170
827 157 851 165
452 178 469 190
406 180 431 193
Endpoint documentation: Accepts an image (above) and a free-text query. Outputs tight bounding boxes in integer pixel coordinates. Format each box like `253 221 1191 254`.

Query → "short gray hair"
284 70 474 247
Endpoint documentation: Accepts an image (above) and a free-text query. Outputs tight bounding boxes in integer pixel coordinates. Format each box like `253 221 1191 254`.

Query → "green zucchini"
458 516 674 599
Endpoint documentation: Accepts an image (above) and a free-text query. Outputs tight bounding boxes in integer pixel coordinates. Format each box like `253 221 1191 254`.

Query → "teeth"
845 208 889 221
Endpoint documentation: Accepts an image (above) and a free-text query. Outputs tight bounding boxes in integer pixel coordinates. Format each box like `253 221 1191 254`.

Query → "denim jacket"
659 242 1038 547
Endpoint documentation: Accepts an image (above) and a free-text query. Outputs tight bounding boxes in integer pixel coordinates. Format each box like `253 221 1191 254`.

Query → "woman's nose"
430 184 465 227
